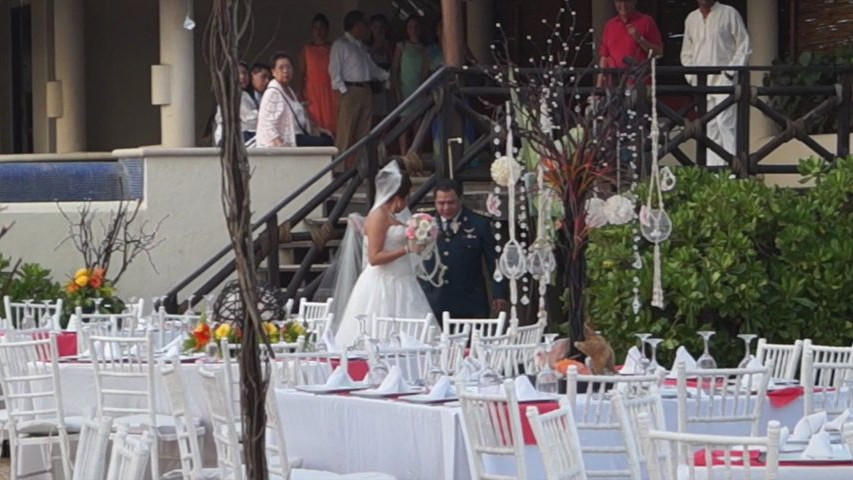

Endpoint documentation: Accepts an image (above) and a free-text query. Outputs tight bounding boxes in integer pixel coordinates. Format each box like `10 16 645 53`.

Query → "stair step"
280 239 341 249
278 264 330 272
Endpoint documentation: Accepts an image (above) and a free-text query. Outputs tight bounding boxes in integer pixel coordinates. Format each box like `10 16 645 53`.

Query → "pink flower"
486 193 502 217
405 226 416 239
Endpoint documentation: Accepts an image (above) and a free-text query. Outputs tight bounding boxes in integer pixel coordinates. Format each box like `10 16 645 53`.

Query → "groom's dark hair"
434 178 462 197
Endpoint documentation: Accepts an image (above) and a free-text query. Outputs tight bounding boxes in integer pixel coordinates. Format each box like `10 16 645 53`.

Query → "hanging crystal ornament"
641 54 669 309
659 166 676 192
497 102 527 321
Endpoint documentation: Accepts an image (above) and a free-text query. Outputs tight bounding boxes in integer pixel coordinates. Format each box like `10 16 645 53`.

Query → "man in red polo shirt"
598 0 663 86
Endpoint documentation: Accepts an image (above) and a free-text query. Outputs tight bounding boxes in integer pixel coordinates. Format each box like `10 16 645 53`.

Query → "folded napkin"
322 366 354 388
619 346 644 374
791 411 827 442
322 328 338 353
425 375 456 401
92 340 124 360
802 430 834 459
666 346 697 379
375 365 409 394
400 331 426 349
738 357 775 392
66 314 79 333
161 335 183 357
779 426 790 450
823 409 850 432
514 375 542 401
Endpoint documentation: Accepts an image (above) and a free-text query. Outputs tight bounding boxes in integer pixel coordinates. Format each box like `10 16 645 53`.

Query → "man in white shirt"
681 0 750 166
329 10 390 172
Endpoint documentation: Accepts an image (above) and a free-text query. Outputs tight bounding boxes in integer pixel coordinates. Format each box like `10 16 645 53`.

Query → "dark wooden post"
366 138 379 206
696 73 708 167
838 73 851 158
436 85 453 179
736 70 751 177
265 215 279 287
441 0 465 67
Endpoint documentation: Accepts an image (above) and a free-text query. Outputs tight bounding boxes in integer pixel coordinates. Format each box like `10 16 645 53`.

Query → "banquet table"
273 386 853 480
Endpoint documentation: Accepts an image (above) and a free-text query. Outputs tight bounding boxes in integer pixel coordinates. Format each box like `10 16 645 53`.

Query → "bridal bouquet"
405 213 439 247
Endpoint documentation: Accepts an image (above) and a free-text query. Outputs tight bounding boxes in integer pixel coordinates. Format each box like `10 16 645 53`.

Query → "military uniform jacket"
419 206 507 319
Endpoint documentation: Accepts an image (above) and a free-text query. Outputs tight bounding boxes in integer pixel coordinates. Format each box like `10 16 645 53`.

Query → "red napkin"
519 401 561 444
767 386 804 408
695 448 853 467
329 358 369 381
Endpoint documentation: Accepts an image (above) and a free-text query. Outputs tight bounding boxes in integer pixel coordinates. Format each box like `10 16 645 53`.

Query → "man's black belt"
345 81 370 88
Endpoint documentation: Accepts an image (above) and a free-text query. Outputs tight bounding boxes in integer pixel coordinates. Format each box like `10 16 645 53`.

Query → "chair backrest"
471 330 513 364
676 361 773 436
72 416 114 480
198 366 244 480
440 330 469 375
284 297 294 318
638 413 781 480
802 339 853 366
160 358 206 479
272 350 338 388
526 399 587 480
611 386 668 480
801 348 853 417
105 425 153 480
442 311 507 341
220 338 243 416
374 313 433 344
755 338 802 381
844 422 853 458
151 306 200 350
509 319 546 347
566 366 664 479
298 297 333 323
89 331 156 421
490 342 540 378
264 384 292 479
457 379 527 480
378 346 437 384
2 295 62 330
0 333 69 430
75 309 143 355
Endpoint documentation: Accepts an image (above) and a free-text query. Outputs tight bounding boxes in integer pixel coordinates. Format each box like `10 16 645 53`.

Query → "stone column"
53 0 86 152
157 0 195 147
747 0 778 143
591 0 616 51
466 0 494 65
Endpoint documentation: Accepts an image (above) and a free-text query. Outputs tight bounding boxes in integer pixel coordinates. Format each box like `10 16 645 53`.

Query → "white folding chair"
526 398 587 480
0 332 78 480
284 297 295 318
2 295 63 330
272 350 340 388
298 297 333 324
471 329 513 365
801 339 853 373
490 343 540 378
71 416 114 480
638 413 781 480
160 358 219 480
105 425 154 480
755 338 802 381
457 379 527 480
373 313 434 344
508 318 546 347
675 360 773 436
801 349 853 417
440 330 470 375
378 346 438 384
443 311 507 341
150 306 201 351
611 386 668 480
566 366 664 479
843 422 853 457
89 330 190 480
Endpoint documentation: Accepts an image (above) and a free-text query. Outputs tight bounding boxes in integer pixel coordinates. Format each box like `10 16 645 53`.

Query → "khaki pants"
335 86 372 172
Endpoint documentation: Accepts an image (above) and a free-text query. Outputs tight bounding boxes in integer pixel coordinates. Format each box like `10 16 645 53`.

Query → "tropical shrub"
585 157 853 368
0 255 64 319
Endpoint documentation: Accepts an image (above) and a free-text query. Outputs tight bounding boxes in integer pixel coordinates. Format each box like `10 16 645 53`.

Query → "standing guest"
368 14 394 126
597 0 662 87
419 179 507 319
329 10 390 172
256 53 331 148
249 63 271 107
391 15 429 154
300 13 338 136
681 0 750 166
214 62 259 145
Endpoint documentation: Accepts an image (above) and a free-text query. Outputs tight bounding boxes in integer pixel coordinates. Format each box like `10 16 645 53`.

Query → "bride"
332 159 438 347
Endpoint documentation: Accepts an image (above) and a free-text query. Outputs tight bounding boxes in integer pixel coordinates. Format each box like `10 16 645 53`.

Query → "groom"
419 179 508 318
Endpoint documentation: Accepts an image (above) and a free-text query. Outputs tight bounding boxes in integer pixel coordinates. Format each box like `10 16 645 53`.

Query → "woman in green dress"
391 15 428 154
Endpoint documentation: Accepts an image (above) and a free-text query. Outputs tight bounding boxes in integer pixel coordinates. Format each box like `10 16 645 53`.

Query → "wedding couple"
331 159 507 347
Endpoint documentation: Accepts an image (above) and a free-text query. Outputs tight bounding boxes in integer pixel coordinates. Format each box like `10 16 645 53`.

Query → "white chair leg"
150 431 160 480
60 431 73 480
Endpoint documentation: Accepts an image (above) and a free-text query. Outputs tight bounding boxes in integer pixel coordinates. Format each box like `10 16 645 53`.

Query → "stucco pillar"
748 0 778 143
591 0 616 51
157 0 195 147
466 0 494 65
53 0 86 152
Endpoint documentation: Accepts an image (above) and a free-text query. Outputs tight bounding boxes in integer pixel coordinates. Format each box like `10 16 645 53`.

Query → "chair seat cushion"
16 415 84 436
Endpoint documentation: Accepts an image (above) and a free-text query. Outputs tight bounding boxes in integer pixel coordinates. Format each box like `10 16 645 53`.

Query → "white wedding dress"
334 224 436 348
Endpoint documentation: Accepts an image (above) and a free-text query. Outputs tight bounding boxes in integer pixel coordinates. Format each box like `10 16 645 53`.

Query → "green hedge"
585 157 853 368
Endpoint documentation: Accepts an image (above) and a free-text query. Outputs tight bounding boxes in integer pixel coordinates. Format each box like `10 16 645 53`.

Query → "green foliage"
586 157 853 367
763 47 853 134
0 255 64 319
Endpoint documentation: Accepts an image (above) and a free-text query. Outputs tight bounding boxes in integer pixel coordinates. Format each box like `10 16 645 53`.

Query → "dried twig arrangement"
206 0 270 478
55 196 166 284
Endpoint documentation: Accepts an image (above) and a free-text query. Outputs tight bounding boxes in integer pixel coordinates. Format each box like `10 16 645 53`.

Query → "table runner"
694 449 853 467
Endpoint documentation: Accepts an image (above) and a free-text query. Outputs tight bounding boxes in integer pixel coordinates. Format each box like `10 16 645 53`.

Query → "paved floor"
0 457 8 479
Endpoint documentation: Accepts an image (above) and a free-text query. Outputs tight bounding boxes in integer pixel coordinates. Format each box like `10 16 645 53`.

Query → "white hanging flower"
584 197 607 229
491 155 522 187
603 194 635 225
486 192 502 217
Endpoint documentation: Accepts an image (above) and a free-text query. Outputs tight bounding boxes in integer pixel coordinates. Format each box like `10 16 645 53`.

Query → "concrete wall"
1 147 335 304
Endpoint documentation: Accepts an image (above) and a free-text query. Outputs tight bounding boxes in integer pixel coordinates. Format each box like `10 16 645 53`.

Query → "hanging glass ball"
639 206 672 243
498 240 527 280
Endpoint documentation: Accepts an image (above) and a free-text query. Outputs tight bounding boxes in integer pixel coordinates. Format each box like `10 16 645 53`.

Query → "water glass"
696 331 717 369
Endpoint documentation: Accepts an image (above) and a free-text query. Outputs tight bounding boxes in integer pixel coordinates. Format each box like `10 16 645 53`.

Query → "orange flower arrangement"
555 358 589 376
63 266 123 317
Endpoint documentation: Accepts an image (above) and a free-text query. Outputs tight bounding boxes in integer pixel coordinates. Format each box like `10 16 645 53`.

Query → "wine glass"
425 348 446 390
536 335 559 394
696 331 717 369
187 295 196 315
477 344 502 393
635 332 652 373
645 338 664 373
204 341 219 363
352 314 371 352
387 318 402 349
204 294 216 317
737 334 758 368
366 340 389 388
